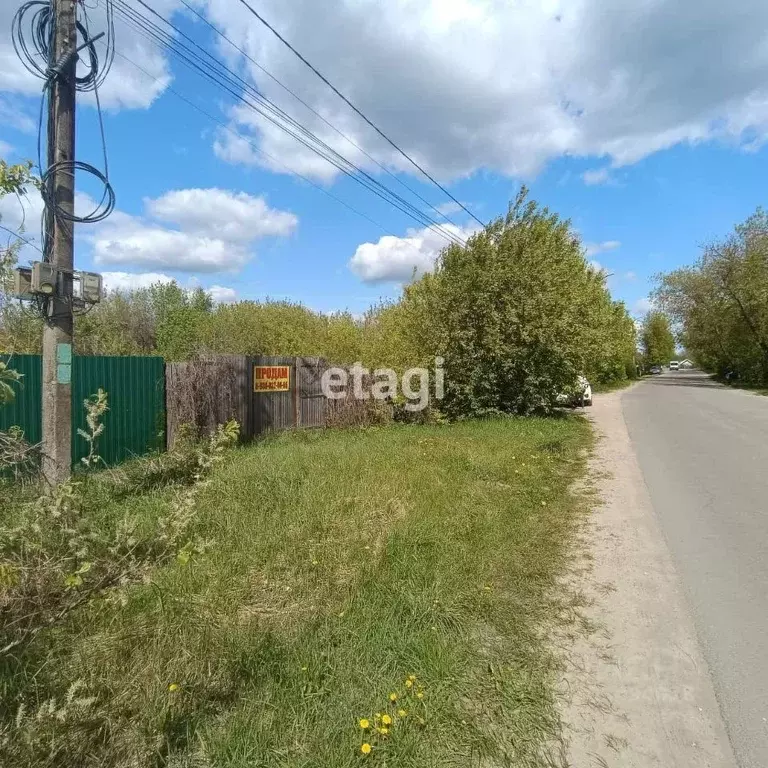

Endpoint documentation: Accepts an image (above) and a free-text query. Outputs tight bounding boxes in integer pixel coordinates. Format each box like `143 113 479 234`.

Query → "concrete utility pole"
41 0 77 485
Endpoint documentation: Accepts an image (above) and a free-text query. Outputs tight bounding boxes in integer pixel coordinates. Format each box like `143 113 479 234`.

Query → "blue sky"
2 0 768 317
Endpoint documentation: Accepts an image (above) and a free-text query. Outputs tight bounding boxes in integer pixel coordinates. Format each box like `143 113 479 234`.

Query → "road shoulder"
559 387 738 768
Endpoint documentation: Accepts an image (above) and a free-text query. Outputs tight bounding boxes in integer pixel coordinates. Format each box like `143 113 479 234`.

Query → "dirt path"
559 387 738 767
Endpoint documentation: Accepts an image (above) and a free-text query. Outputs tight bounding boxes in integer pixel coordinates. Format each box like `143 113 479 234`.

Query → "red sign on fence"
253 365 291 392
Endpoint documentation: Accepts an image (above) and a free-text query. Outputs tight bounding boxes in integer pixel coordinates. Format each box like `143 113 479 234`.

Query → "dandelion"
398 709 407 718
312 560 319 565
361 743 372 755
168 683 179 692
389 692 398 703
381 714 392 726
416 691 424 700
405 679 413 688
408 675 417 681
359 718 370 730
378 727 389 736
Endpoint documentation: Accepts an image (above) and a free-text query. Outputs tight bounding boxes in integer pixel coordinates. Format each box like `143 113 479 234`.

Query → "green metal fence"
1 354 165 466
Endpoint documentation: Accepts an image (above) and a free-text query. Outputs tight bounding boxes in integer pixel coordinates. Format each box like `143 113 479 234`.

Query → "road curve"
623 372 768 768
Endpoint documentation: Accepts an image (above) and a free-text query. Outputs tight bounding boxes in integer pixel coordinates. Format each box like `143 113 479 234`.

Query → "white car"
556 375 593 407
669 360 679 371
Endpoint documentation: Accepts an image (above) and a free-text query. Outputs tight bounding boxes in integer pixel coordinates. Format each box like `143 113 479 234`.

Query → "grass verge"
2 416 592 767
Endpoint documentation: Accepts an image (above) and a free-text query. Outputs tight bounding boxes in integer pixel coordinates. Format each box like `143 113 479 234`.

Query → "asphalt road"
623 371 768 768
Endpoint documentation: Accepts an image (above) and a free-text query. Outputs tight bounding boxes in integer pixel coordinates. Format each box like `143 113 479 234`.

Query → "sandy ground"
559 387 738 768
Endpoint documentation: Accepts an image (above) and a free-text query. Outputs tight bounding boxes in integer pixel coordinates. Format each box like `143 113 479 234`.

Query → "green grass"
4 417 592 767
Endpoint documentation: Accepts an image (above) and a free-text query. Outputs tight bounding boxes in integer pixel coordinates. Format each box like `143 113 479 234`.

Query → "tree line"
2 170 637 414
654 208 768 385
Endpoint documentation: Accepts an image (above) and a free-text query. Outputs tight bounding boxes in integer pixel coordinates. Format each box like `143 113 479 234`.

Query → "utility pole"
41 0 77 485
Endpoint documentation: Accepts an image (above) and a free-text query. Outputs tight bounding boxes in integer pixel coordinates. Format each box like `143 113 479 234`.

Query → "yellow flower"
381 714 392 726
408 674 417 682
359 718 370 730
405 679 413 688
389 692 398 702
378 726 389 736
361 743 372 755
398 709 407 718
168 683 179 692
416 691 424 700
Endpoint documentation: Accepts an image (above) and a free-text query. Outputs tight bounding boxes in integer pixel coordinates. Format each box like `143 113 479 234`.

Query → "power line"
174 0 464 234
234 0 485 229
111 0 466 245
104 44 401 237
116 0 465 246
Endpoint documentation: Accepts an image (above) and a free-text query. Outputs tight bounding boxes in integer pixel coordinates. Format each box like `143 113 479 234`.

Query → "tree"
400 188 636 417
640 311 675 366
655 207 768 383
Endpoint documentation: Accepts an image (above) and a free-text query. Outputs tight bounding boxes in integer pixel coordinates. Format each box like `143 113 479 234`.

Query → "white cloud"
208 285 237 303
102 271 237 302
147 188 297 241
624 271 637 280
588 259 604 273
102 271 176 292
584 240 621 257
632 297 654 316
435 201 465 216
0 96 35 134
0 187 44 263
0 1 177 110
90 188 296 273
349 224 473 283
582 168 612 186
0 139 12 156
200 0 768 183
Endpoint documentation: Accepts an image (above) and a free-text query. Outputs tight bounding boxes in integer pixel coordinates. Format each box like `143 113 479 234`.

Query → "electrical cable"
111 0 466 246
233 0 486 228
105 45 400 238
174 0 465 234
10 0 118 322
113 0 465 246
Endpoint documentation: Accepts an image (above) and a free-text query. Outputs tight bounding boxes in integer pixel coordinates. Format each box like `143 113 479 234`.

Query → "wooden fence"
166 355 381 448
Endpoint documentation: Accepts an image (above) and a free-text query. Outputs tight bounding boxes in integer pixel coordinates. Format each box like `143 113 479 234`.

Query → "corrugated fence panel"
72 355 165 466
0 354 43 446
1 354 164 467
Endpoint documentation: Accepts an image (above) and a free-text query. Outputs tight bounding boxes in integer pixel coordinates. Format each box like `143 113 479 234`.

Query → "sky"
2 0 768 318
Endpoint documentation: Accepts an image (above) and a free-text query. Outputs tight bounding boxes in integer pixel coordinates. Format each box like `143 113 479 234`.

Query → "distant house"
679 359 694 369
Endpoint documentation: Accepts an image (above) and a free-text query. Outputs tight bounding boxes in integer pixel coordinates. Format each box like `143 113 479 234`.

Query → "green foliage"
655 207 768 383
0 160 36 197
1 415 590 768
1 185 635 411
395 188 636 417
640 310 676 366
1 160 40 350
77 389 109 467
0 360 22 405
